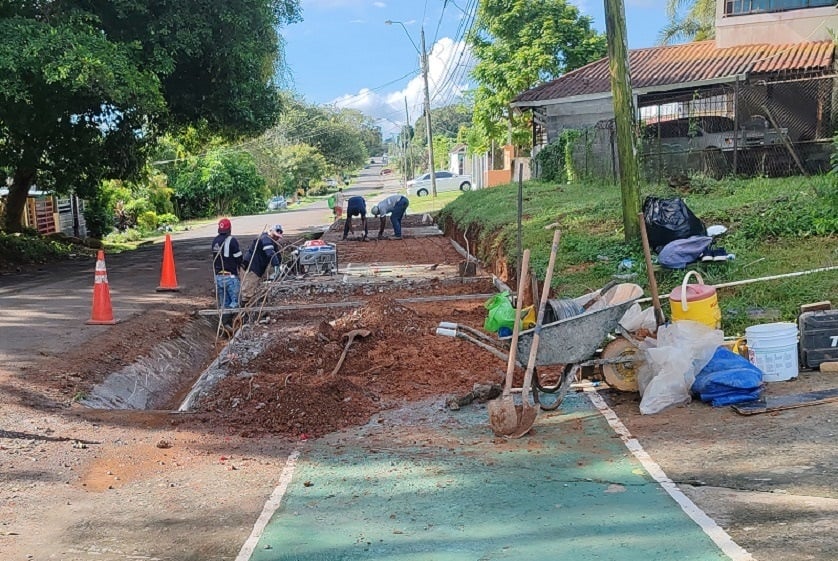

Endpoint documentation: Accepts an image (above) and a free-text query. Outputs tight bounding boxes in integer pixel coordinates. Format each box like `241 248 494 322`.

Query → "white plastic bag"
637 320 723 415
619 303 658 333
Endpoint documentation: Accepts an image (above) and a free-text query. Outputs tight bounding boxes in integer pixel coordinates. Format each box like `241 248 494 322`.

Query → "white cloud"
372 1 386 7
331 37 472 136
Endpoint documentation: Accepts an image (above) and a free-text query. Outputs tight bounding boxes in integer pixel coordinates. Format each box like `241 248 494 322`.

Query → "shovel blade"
488 396 520 436
506 403 538 438
488 396 538 438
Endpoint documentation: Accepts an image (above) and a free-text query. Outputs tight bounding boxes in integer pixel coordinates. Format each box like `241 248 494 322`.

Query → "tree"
467 0 606 152
173 150 267 219
274 98 368 174
0 1 301 232
413 104 473 145
278 144 328 196
659 0 715 45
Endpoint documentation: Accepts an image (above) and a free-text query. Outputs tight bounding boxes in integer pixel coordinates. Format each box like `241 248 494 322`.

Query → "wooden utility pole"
604 0 641 241
420 28 438 197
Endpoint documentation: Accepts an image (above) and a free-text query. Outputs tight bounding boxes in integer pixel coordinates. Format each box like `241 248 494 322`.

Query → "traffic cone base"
88 250 117 325
156 233 180 292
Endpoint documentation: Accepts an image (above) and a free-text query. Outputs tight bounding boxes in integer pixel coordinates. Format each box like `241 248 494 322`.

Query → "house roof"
512 40 835 107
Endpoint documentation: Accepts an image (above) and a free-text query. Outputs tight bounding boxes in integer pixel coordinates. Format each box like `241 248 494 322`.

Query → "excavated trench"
79 316 219 411
77 224 507 415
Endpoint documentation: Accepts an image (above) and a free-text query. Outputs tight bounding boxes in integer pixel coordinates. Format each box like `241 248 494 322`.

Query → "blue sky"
282 0 669 134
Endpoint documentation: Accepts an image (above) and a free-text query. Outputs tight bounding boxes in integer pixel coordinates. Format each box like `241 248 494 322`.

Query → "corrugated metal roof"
513 40 834 106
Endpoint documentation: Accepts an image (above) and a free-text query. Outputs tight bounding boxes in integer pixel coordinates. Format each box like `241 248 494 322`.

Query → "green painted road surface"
247 393 740 561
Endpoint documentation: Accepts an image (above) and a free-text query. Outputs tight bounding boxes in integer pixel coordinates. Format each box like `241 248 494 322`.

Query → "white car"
267 196 287 210
406 171 473 197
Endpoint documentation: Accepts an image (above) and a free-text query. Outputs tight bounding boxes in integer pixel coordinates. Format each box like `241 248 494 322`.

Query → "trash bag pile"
643 196 730 269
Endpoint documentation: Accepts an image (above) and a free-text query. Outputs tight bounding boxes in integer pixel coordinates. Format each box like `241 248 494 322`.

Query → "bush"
308 183 328 196
136 211 158 232
83 194 114 239
157 213 179 227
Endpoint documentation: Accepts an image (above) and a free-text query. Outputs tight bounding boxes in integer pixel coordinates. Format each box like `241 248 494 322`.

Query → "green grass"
440 176 837 335
407 190 464 215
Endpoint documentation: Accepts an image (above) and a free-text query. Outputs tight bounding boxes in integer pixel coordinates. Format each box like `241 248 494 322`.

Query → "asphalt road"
0 164 401 370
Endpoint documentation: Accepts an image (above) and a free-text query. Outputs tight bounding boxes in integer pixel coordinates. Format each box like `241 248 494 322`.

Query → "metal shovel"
507 229 561 439
330 329 371 377
488 249 531 437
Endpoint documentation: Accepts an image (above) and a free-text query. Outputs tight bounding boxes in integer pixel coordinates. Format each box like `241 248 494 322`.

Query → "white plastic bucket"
745 322 799 382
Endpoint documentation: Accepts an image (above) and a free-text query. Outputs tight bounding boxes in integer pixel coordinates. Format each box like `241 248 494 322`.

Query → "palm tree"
659 0 716 45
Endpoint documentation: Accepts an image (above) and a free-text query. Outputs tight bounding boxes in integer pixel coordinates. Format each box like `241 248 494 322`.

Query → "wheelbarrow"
438 283 645 411
499 283 645 410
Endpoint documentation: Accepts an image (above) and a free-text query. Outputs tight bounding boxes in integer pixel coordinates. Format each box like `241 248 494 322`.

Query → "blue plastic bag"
691 347 764 406
658 236 713 269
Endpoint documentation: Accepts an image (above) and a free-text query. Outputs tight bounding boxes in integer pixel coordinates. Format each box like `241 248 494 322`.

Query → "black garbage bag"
642 196 706 253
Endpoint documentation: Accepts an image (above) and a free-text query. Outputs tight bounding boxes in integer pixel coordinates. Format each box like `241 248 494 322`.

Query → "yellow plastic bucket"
668 271 721 329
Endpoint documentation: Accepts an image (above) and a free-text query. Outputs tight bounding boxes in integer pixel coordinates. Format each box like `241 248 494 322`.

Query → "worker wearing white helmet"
371 194 409 240
241 224 284 302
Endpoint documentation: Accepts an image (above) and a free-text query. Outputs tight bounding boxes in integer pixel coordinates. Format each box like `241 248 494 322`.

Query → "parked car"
379 168 393 176
642 115 789 153
267 195 287 211
406 171 473 197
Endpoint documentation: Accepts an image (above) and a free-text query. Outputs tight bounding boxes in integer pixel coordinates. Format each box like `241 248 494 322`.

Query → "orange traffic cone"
87 250 117 325
156 233 180 292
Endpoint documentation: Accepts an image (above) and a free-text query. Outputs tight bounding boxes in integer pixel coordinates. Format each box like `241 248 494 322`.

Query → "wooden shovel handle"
521 230 562 392
637 212 666 327
503 249 530 395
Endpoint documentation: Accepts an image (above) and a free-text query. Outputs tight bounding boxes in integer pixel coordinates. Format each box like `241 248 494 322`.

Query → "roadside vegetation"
440 174 837 335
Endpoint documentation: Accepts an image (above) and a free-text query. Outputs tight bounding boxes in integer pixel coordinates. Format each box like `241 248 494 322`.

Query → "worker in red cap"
241 224 283 302
211 218 242 313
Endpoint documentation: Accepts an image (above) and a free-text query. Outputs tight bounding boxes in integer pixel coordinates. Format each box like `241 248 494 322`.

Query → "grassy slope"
440 176 837 335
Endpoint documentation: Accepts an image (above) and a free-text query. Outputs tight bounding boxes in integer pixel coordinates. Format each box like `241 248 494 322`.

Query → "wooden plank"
732 388 838 415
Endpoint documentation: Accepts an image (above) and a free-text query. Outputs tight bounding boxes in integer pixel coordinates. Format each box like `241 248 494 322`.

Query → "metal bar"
198 293 499 316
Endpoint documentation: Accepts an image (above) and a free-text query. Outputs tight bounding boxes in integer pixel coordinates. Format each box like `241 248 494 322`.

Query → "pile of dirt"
200 295 504 439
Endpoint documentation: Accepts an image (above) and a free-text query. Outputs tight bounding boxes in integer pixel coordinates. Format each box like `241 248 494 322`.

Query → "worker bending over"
371 194 409 240
342 195 368 241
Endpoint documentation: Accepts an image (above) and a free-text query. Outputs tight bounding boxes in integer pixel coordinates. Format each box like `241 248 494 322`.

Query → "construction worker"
342 195 368 240
371 194 409 240
240 224 283 302
334 187 345 219
211 218 242 311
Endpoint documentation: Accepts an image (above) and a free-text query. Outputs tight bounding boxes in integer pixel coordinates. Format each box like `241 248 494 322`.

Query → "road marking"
586 389 754 561
236 447 302 561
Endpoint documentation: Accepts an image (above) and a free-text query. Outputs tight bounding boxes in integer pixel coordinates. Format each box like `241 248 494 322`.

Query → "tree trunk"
3 169 36 233
604 0 641 242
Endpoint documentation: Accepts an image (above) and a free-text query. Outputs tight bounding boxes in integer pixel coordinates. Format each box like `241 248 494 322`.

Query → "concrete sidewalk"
241 392 749 561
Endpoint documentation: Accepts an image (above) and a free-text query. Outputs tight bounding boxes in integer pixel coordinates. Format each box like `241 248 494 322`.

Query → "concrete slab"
243 393 742 561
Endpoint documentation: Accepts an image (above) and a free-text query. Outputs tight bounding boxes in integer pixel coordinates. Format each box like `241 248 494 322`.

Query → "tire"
417 188 429 197
459 182 472 191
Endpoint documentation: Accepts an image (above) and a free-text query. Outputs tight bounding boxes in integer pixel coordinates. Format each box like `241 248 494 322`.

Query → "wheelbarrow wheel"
534 364 575 411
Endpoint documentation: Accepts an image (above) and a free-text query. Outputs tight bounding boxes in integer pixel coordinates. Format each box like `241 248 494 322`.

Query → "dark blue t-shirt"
211 233 242 275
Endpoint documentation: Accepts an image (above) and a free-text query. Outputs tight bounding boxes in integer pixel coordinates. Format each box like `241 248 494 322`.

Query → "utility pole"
403 96 411 186
604 0 641 241
420 28 437 197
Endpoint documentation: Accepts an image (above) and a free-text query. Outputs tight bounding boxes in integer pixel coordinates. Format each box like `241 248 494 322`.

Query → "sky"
282 0 669 136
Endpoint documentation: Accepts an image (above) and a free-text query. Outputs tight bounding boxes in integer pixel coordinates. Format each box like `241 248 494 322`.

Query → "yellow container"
521 305 536 329
668 271 721 329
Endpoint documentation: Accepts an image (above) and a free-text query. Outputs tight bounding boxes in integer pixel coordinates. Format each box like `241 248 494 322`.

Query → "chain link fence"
538 75 836 184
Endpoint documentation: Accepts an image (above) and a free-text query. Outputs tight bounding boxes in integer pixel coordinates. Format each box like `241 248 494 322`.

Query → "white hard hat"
371 205 380 216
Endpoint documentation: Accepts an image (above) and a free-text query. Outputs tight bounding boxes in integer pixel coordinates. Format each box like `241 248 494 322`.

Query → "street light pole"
386 20 437 197
420 28 437 197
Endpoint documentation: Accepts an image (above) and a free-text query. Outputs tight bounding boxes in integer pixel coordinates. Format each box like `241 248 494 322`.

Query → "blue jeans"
215 275 240 309
390 196 409 237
